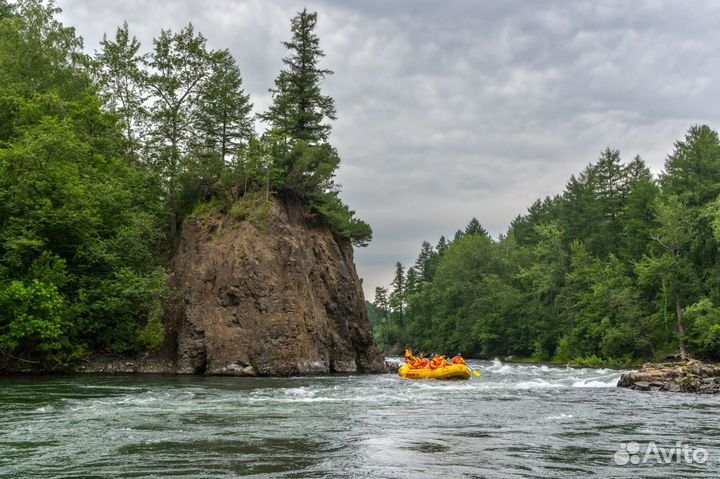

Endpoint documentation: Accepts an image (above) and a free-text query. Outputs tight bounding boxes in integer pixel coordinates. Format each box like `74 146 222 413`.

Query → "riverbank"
0 354 389 377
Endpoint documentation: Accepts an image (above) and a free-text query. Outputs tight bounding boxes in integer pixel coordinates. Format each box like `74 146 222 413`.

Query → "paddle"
468 367 481 377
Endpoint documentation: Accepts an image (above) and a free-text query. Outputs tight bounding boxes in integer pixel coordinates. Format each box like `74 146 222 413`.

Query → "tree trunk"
674 288 688 358
169 187 177 241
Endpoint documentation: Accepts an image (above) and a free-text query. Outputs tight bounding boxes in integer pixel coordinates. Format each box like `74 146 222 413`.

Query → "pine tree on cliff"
258 9 372 248
259 8 336 144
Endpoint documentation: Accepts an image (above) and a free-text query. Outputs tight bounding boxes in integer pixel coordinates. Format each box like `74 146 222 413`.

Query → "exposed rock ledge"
617 360 720 394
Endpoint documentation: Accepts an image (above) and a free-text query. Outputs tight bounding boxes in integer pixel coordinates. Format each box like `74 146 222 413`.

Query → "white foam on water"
485 358 514 375
571 377 620 388
514 379 559 389
33 405 54 413
282 387 316 398
545 413 574 421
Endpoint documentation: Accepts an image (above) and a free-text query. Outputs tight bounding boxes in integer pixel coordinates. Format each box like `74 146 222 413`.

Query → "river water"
1 359 718 478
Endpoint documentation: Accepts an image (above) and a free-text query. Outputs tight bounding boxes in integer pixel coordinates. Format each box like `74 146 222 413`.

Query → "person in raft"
405 349 464 368
405 348 414 365
411 354 428 368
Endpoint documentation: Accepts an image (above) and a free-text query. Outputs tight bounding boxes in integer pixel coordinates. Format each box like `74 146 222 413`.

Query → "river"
0 359 717 478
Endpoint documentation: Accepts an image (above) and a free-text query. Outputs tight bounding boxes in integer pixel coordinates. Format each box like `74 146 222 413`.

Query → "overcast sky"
57 0 720 299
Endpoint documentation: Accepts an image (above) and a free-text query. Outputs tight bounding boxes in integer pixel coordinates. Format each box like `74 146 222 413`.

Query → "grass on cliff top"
230 193 271 231
185 193 272 231
187 198 226 222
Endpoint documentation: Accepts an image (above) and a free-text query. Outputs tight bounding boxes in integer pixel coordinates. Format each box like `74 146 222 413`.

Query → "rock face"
617 360 720 394
161 196 385 376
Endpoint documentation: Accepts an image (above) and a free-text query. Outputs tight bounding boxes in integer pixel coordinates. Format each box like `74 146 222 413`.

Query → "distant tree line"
0 0 368 366
373 127 720 365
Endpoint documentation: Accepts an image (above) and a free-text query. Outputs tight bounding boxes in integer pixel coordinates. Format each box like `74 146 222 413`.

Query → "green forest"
0 0 367 367
371 128 720 366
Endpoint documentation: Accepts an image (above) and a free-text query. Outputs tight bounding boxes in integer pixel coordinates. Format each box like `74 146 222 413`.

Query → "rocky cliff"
158 196 385 376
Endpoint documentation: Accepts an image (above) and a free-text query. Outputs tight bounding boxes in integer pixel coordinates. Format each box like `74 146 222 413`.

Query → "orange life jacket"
405 349 414 364
452 356 466 365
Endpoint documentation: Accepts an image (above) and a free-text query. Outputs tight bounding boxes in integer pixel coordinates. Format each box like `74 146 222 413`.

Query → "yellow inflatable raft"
398 363 472 380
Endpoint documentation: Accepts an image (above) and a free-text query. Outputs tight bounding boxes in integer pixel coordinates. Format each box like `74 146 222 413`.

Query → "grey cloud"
57 0 720 299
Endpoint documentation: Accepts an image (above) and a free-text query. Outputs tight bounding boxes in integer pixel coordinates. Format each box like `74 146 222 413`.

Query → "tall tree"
389 262 405 330
374 286 389 325
95 22 147 157
638 197 697 358
145 24 214 239
195 49 254 159
0 0 90 99
259 8 336 144
436 236 449 256
414 241 437 283
661 125 720 207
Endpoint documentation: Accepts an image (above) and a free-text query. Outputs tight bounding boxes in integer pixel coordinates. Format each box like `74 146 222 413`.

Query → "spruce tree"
374 286 389 325
465 217 488 237
389 262 406 330
414 241 436 283
259 9 336 144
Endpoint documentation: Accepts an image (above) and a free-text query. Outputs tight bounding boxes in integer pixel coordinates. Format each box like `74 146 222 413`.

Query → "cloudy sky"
58 0 720 298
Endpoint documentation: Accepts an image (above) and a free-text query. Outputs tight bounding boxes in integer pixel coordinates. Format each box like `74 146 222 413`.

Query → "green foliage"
684 299 720 360
0 280 74 364
135 300 166 351
0 2 170 366
187 198 225 221
259 8 336 145
374 128 720 363
229 193 271 230
0 2 370 370
310 191 373 246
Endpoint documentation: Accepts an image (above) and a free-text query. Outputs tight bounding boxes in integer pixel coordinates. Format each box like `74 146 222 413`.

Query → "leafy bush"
685 298 720 360
0 280 76 364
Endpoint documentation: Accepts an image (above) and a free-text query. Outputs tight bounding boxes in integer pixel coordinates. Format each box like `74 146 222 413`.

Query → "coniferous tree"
389 262 406 330
415 241 437 283
259 8 336 144
195 49 254 159
436 236 449 256
374 286 389 325
465 217 488 237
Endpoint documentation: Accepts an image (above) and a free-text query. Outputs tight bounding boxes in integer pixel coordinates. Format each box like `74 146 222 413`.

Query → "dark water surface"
1 359 718 478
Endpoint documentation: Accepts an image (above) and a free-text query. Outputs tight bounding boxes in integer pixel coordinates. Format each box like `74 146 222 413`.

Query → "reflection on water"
0 359 718 478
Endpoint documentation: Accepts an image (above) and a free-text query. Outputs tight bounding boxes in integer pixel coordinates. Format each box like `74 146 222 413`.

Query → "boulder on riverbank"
617 360 720 393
